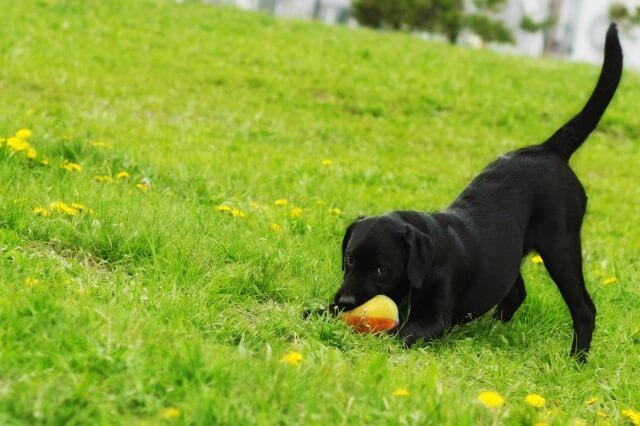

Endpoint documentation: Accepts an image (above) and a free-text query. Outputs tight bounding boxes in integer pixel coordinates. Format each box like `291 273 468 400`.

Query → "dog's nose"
338 294 357 309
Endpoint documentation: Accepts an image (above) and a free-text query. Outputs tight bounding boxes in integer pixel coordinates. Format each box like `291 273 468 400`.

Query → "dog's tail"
542 23 623 161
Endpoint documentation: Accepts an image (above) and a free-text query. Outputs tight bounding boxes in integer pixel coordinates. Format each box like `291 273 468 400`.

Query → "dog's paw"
397 323 425 348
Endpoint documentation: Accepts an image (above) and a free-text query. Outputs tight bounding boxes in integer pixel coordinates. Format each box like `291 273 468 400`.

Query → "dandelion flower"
596 410 607 419
15 128 32 139
275 199 288 207
24 277 40 287
40 159 49 166
26 147 37 159
585 397 598 406
531 255 543 265
525 393 546 409
230 208 246 218
116 171 130 179
533 422 549 426
322 159 333 167
622 409 640 426
33 207 49 217
93 175 113 183
477 391 505 409
572 420 586 426
7 137 29 151
70 203 91 213
49 201 79 216
271 223 282 233
136 182 150 192
392 388 410 397
329 207 342 216
279 351 303 365
603 277 617 285
61 160 81 172
162 407 180 419
290 207 303 218
216 204 232 213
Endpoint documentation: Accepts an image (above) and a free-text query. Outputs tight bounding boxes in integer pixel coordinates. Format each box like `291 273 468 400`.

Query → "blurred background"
204 0 640 69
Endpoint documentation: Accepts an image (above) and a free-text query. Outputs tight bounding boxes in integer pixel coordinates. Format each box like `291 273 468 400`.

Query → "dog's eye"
345 255 354 266
375 266 386 276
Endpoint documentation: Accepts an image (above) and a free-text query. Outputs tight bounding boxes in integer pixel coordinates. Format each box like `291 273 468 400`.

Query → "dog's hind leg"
537 236 595 363
492 274 526 322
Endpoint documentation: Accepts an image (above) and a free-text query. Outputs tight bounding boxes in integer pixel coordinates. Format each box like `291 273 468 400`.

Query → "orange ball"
339 295 399 333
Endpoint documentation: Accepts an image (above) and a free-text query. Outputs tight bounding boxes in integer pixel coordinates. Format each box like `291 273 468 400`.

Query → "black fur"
321 24 623 363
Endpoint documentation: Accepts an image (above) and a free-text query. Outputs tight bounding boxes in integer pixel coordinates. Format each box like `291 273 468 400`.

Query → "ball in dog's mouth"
339 295 399 333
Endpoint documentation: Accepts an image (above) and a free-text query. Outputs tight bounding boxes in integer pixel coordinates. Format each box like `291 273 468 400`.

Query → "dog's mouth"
334 293 359 312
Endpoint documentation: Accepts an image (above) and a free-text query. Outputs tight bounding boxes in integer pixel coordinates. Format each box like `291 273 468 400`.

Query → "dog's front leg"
397 317 448 347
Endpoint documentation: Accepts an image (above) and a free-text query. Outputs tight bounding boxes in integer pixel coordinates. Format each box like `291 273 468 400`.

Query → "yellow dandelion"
161 407 180 419
533 422 549 426
477 391 505 409
116 171 130 179
603 277 617 286
93 175 113 183
622 409 640 426
329 207 342 216
136 182 150 192
216 204 233 213
322 159 333 167
271 223 282 233
26 147 37 159
279 351 303 365
531 255 543 265
49 201 79 216
290 207 303 218
61 160 81 172
274 198 288 207
15 128 32 139
7 137 29 151
40 158 49 166
24 277 40 287
525 393 546 409
392 388 410 397
33 207 49 217
70 203 91 213
230 209 246 218
572 419 586 426
585 397 598 406
597 410 607 419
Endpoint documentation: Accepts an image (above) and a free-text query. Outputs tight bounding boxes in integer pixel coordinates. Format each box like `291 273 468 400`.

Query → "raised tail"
543 23 623 160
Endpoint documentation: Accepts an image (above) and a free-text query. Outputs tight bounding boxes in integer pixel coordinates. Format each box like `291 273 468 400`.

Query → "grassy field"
1 1 639 424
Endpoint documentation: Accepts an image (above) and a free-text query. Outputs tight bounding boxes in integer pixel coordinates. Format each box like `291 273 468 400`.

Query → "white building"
218 0 640 69
501 0 640 69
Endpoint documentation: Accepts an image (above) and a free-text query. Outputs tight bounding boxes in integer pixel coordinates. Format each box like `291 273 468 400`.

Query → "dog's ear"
341 217 364 270
403 225 434 289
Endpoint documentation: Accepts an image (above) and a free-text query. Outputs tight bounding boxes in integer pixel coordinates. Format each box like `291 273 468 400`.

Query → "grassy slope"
0 1 639 424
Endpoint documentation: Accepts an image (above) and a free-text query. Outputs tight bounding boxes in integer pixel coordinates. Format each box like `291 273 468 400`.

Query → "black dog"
320 25 622 363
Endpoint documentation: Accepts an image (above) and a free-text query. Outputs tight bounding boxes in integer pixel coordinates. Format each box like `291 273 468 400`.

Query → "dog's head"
333 214 434 311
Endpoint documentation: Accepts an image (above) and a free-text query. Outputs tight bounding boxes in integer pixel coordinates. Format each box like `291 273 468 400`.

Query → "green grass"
1 1 639 424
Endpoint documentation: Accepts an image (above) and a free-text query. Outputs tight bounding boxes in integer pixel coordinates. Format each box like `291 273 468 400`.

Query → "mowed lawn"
1 0 639 424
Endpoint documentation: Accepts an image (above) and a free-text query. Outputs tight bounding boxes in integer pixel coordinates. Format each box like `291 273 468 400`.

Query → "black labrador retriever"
314 24 623 363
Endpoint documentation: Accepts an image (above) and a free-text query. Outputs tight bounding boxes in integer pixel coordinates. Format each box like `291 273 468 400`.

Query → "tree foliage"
351 0 513 44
